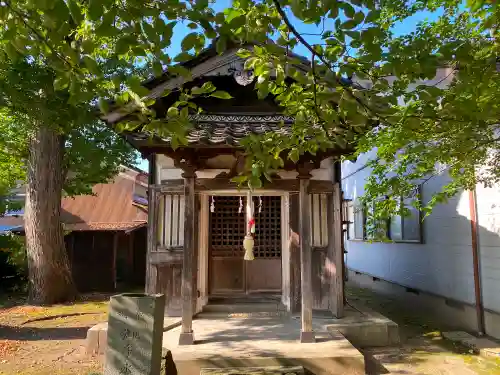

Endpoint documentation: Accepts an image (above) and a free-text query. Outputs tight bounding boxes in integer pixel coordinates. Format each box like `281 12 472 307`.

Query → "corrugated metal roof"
0 170 148 232
0 216 23 229
61 172 148 230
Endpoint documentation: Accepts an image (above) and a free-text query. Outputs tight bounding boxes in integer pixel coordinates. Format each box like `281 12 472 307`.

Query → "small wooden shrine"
104 42 351 345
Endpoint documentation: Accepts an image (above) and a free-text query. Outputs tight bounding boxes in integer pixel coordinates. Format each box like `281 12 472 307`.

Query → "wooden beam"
298 171 314 343
331 183 344 318
152 179 336 193
179 168 196 345
130 143 352 166
197 178 335 193
148 250 183 264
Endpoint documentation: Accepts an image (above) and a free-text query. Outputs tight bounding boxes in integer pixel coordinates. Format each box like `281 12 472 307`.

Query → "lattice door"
209 195 282 294
253 196 281 258
209 196 245 258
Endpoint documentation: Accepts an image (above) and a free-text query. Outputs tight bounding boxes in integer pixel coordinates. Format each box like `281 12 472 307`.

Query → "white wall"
342 151 477 305
342 67 483 307
474 183 500 314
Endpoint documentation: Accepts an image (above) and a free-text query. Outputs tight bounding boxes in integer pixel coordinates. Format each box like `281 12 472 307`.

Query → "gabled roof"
103 41 310 125
104 41 361 157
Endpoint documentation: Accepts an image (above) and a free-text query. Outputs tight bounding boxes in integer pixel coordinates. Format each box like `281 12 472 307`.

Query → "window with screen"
389 186 422 243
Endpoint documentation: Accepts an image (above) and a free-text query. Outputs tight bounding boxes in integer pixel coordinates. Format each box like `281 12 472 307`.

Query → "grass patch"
0 293 109 327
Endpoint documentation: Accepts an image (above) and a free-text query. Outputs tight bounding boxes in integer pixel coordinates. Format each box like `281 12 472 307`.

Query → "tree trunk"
25 126 76 304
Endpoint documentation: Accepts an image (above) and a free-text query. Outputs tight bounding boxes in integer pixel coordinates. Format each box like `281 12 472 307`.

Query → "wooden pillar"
298 167 314 343
329 184 344 317
146 187 158 294
179 168 196 345
288 193 301 313
192 195 200 313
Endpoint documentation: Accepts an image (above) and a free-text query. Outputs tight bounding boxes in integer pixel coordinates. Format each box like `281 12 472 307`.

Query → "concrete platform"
443 331 500 358
162 317 365 375
321 301 400 348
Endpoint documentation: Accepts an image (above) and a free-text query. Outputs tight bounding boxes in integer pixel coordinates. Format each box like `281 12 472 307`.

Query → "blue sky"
137 2 443 171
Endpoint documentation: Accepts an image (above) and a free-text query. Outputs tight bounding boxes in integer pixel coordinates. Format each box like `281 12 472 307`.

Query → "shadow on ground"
0 324 88 340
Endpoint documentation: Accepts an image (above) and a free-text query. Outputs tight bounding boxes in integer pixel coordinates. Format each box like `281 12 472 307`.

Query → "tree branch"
271 0 382 119
4 1 77 71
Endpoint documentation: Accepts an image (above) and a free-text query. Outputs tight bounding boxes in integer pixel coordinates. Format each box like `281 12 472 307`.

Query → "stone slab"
322 301 400 347
443 331 500 357
103 293 165 375
162 317 365 375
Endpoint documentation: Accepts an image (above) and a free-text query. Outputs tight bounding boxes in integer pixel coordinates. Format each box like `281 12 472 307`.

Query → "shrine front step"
202 302 287 315
162 317 365 375
167 349 365 375
200 366 305 375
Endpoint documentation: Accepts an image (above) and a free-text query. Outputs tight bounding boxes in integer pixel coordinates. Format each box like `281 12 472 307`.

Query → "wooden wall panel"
71 231 114 292
246 259 281 292
312 248 330 310
210 258 244 293
132 227 147 286
156 262 183 316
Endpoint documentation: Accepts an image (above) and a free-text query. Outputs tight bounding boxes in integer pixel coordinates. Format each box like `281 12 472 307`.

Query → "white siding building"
342 146 500 340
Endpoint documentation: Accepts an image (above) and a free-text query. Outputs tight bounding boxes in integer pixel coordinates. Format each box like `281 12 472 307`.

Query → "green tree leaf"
288 149 300 163
67 0 83 24
181 32 200 51
341 19 360 29
225 8 244 23
87 0 102 21
82 56 100 76
340 2 355 18
150 60 162 77
210 91 233 99
216 36 227 53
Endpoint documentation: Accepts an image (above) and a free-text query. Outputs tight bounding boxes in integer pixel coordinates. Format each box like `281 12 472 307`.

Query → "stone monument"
103 293 166 375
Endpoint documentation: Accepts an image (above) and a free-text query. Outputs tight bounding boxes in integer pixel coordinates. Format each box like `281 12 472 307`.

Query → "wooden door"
246 196 282 293
209 196 282 295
